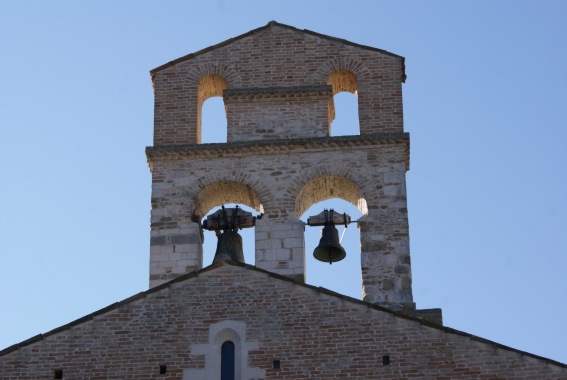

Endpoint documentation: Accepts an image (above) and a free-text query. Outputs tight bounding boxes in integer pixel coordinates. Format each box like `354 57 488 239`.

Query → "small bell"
313 224 346 264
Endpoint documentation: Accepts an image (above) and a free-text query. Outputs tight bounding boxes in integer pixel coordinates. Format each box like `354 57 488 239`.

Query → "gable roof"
1 260 566 369
149 21 406 81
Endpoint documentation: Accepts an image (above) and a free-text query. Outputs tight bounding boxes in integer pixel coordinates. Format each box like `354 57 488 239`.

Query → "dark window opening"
221 340 235 380
159 365 167 374
382 355 390 366
54 369 63 379
272 360 281 369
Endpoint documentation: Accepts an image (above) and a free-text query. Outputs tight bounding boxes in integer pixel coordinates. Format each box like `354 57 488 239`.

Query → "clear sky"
1 0 566 365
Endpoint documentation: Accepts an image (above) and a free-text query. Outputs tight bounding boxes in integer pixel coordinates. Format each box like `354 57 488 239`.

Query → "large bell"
213 230 245 264
313 224 346 264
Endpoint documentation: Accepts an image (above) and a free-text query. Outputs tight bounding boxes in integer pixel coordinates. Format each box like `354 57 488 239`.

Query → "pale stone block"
288 259 303 269
383 171 404 184
157 228 180 236
286 229 303 238
152 182 174 190
169 253 181 261
270 223 293 231
383 185 401 196
255 240 271 250
291 247 305 260
370 234 386 241
284 237 302 248
254 250 265 261
171 266 187 274
151 207 169 216
158 260 177 268
270 230 287 239
175 244 195 253
394 245 409 255
262 250 276 261
255 231 269 240
270 239 283 249
176 259 194 267
174 177 191 186
276 249 290 260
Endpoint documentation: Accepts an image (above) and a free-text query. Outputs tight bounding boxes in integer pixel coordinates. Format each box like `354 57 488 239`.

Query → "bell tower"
146 22 425 315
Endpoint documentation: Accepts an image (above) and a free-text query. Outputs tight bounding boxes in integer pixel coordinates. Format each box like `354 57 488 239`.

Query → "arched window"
193 181 264 267
201 203 258 266
328 70 359 136
221 341 235 380
198 74 228 143
301 198 363 299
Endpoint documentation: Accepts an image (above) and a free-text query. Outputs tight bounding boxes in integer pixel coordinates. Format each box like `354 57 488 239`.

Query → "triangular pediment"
2 261 566 375
150 21 405 78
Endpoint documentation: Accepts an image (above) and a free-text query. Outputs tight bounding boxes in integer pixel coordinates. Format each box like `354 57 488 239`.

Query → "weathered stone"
146 22 413 309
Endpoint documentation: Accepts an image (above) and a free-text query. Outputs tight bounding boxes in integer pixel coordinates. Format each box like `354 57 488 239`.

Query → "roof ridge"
149 21 404 79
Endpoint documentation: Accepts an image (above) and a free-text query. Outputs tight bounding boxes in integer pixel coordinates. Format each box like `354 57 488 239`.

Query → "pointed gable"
150 21 406 81
2 263 566 378
150 21 406 145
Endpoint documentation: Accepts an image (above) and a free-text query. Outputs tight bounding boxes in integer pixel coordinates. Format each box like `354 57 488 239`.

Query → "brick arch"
316 59 368 133
295 176 368 218
314 57 369 85
197 74 228 143
187 64 242 144
328 70 358 96
186 62 242 88
193 180 265 219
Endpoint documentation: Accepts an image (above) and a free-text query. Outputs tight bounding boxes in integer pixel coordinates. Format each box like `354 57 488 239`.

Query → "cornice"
146 133 410 170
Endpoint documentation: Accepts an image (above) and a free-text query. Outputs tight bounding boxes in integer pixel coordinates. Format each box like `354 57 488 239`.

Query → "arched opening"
194 181 264 267
302 199 363 299
328 70 359 136
296 176 368 299
198 74 228 144
201 203 258 267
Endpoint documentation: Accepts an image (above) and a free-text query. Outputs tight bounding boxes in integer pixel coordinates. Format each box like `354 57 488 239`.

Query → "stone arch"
295 176 368 218
193 181 264 219
184 320 264 380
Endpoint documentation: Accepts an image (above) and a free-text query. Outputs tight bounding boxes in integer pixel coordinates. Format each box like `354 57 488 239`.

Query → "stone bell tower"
146 22 417 313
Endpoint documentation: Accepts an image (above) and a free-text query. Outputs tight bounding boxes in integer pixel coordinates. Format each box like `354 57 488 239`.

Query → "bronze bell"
213 230 245 264
313 224 346 264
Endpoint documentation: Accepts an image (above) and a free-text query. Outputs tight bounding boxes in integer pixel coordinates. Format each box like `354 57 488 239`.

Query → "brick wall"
151 23 405 146
1 264 565 379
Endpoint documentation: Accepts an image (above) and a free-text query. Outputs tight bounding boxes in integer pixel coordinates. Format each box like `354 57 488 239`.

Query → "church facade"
1 22 565 379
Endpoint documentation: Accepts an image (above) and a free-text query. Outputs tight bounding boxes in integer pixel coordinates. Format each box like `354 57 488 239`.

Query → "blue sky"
1 0 566 365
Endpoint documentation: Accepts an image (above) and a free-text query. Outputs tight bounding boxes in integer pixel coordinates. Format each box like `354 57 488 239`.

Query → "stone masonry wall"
147 22 411 309
147 135 413 308
1 264 565 379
